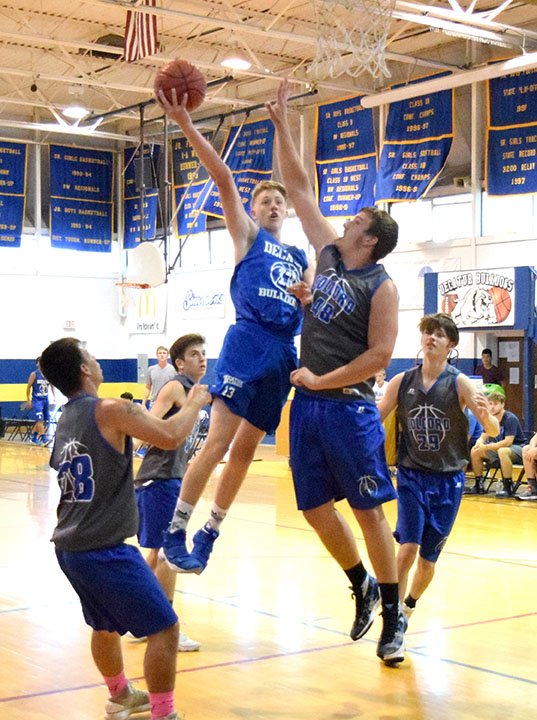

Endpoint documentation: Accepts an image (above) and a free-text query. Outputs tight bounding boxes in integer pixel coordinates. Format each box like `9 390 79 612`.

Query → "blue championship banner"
124 193 159 249
171 135 208 237
0 141 28 247
50 145 113 252
123 146 160 249
174 184 207 237
50 198 112 251
201 118 274 219
315 95 376 216
124 144 160 198
376 73 454 202
486 68 537 196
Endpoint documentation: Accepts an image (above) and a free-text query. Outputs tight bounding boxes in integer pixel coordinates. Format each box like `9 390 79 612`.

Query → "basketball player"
39 337 210 720
378 313 499 622
26 357 53 444
135 333 208 652
155 88 314 575
267 80 404 665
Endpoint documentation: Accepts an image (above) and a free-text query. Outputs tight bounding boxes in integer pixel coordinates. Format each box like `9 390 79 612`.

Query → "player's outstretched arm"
266 80 337 255
156 89 257 260
98 385 211 451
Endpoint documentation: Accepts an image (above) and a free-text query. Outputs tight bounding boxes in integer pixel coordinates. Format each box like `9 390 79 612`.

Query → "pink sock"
103 671 128 698
150 690 175 719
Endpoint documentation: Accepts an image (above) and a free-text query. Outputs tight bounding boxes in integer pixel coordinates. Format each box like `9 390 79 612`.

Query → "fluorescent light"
360 51 537 108
221 55 251 71
63 103 90 119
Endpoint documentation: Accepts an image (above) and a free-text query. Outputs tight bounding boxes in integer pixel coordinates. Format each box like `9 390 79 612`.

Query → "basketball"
488 286 512 322
440 293 457 315
153 59 207 111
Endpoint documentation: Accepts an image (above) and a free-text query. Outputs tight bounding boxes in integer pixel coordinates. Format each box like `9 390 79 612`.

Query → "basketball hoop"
125 241 166 288
309 0 396 81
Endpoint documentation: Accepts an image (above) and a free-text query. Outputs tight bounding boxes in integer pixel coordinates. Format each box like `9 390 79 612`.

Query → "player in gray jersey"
39 337 210 720
135 333 207 653
378 314 498 623
268 80 404 666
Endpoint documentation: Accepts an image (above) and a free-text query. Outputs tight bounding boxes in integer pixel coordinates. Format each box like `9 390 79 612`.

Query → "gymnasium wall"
0 205 535 419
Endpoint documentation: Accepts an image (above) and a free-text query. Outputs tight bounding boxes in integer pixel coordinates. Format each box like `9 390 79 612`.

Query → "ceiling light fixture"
220 47 251 71
63 103 90 120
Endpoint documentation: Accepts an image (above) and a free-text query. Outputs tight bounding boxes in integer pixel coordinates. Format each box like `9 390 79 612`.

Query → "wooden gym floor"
0 440 536 720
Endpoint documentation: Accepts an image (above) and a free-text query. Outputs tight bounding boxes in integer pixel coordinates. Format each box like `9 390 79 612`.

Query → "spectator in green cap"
465 385 525 497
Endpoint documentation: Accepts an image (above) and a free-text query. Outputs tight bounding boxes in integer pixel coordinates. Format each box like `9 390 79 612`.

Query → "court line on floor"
2 626 536 705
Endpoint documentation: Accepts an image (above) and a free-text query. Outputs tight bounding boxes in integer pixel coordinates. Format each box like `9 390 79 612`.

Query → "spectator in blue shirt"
466 385 525 497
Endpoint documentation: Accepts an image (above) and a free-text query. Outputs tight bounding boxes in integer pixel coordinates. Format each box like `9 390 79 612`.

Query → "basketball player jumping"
378 313 499 621
156 88 314 574
267 80 404 665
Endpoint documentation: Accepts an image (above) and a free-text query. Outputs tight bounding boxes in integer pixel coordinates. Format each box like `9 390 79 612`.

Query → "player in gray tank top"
379 313 498 626
40 337 210 720
268 80 406 666
135 333 208 653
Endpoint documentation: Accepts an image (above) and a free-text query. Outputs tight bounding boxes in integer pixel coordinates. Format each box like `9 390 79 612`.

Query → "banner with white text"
376 73 454 202
315 95 376 216
486 68 537 196
0 141 28 247
50 144 114 251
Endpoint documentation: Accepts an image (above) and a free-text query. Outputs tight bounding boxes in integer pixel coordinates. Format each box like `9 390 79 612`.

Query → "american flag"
123 0 158 62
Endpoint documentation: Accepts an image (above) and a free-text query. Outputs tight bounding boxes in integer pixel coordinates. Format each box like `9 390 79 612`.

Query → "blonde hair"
251 180 287 203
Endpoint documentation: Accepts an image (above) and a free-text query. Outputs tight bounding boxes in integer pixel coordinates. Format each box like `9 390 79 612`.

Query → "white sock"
169 500 194 532
205 503 227 531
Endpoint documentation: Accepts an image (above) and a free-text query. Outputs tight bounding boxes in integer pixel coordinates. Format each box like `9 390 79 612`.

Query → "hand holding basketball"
154 59 206 112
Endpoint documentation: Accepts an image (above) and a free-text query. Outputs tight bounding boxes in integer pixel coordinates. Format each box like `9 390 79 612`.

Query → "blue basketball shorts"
211 326 296 434
394 465 465 563
32 398 49 423
136 478 182 549
55 543 177 637
289 393 397 511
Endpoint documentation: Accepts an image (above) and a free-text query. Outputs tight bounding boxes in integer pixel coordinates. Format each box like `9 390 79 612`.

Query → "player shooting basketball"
378 313 499 623
154 83 314 575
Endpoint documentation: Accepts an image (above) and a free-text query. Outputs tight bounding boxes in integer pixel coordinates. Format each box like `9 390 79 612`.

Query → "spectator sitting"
474 348 503 386
517 432 537 501
465 384 525 498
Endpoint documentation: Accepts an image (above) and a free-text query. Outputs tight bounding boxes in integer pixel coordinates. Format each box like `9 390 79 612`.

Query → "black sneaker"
350 575 381 641
376 604 407 666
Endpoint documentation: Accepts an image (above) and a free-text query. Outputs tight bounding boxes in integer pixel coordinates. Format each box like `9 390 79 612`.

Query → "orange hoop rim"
115 281 152 289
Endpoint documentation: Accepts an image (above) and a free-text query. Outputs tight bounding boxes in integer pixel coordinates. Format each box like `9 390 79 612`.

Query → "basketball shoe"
104 682 149 720
126 631 200 652
187 526 220 574
516 487 537 501
376 604 407 666
350 574 381 641
159 528 193 572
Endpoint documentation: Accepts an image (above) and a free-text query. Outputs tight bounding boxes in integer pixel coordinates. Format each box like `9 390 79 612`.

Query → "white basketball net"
309 0 397 80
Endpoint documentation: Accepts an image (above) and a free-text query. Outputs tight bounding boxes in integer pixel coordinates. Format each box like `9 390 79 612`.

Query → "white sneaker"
104 682 150 719
402 602 415 622
125 631 147 642
178 632 200 652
